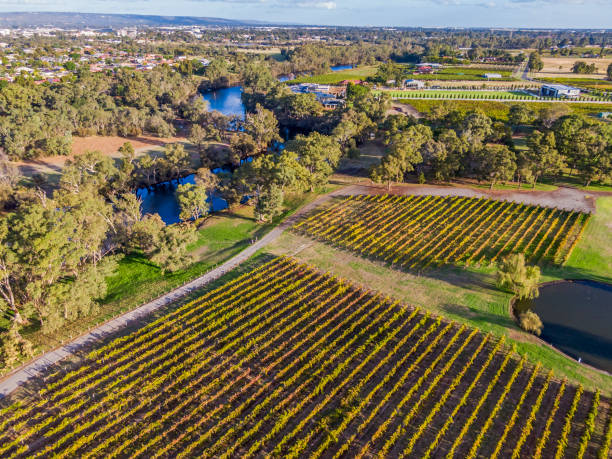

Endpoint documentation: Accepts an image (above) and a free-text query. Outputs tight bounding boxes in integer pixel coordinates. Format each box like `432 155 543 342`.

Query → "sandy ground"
388 102 423 118
538 56 612 76
14 135 190 179
339 182 607 213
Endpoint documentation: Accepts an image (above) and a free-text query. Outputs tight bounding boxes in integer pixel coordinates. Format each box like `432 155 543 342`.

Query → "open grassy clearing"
293 194 588 270
1 256 610 457
286 65 377 84
410 66 516 81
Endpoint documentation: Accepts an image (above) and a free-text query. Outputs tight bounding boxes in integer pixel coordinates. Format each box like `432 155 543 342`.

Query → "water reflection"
517 280 612 373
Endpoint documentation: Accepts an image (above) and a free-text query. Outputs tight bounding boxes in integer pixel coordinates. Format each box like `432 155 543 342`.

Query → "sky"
0 0 611 28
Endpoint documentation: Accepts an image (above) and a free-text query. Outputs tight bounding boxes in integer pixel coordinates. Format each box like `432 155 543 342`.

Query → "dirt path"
338 182 606 213
0 188 343 398
388 101 423 118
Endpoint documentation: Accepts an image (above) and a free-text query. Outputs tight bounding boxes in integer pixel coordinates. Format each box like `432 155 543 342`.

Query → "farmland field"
1 256 611 458
536 56 612 76
401 99 612 121
383 90 538 100
286 65 377 84
410 66 516 81
293 194 589 270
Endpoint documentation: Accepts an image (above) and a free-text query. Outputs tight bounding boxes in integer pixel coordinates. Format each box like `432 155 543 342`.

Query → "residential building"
540 84 581 98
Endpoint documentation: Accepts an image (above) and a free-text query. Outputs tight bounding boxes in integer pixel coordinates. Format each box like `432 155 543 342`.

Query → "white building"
403 79 425 89
540 84 581 99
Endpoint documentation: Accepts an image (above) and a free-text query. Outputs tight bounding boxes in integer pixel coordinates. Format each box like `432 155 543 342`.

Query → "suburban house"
540 84 581 98
403 79 425 89
415 63 442 74
289 83 344 109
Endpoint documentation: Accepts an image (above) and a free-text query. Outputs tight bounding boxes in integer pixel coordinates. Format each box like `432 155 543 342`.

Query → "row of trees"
371 105 612 189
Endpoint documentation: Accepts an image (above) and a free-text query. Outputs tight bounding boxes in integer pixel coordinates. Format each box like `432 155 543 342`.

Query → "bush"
518 310 543 336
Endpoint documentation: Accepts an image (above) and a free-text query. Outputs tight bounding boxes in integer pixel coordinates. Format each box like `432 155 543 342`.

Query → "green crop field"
293 194 589 271
400 99 612 121
383 90 538 100
287 65 377 84
1 256 610 458
410 66 516 81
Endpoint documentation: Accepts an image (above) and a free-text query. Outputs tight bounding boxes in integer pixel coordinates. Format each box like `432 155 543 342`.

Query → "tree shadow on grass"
440 303 516 330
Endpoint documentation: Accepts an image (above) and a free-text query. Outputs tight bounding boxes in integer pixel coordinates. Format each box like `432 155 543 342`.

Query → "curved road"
0 188 347 398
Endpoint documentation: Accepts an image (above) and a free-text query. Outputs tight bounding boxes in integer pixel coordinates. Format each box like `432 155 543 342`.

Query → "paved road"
0 189 346 398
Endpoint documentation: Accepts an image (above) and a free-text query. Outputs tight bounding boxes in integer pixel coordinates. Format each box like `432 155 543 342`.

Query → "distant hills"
0 12 272 28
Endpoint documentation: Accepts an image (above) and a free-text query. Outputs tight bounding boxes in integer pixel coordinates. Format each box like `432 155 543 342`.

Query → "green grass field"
287 65 377 84
410 66 516 81
265 196 612 394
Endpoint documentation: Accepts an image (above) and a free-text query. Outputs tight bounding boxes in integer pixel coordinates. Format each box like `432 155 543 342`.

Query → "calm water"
517 281 612 373
137 175 229 225
202 86 245 118
331 64 354 71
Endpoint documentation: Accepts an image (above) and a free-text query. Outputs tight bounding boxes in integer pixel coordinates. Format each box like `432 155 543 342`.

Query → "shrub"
518 310 543 336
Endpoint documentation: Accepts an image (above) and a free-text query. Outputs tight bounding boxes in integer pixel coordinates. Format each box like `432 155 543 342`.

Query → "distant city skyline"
0 1 611 29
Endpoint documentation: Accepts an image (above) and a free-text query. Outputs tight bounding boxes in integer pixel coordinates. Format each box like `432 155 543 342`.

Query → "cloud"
425 0 596 4
187 0 336 8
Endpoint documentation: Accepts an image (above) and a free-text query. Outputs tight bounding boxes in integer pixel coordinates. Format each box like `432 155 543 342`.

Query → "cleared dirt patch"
340 182 599 213
537 56 612 76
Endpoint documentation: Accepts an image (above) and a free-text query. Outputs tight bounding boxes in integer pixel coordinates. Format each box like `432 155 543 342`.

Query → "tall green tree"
497 253 541 301
255 184 284 222
150 224 197 274
285 132 342 192
245 104 281 153
524 130 565 186
177 183 209 221
508 104 535 133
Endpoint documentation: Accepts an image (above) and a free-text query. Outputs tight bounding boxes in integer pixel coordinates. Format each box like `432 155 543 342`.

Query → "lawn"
264 196 612 394
287 65 378 84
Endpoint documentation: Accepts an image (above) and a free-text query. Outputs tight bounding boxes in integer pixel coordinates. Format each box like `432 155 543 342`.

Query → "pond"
331 64 354 71
202 86 245 118
516 280 612 374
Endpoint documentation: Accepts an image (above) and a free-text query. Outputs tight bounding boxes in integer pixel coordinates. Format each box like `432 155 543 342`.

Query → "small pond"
516 280 612 374
331 64 354 71
202 86 245 118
